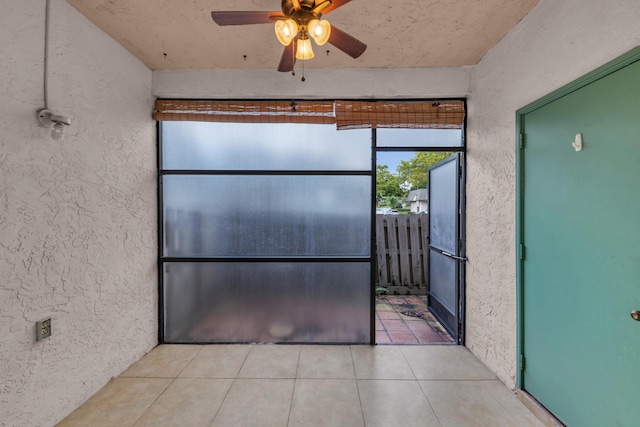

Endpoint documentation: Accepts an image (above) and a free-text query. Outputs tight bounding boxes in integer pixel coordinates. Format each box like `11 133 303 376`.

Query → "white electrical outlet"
36 318 52 341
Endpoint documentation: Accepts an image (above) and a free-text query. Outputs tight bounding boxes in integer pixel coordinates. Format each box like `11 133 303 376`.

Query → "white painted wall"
465 0 640 388
0 1 156 425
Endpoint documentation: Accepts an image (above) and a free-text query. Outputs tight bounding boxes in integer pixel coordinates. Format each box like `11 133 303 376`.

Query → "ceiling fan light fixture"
211 0 367 75
275 19 299 46
308 19 331 45
296 36 315 60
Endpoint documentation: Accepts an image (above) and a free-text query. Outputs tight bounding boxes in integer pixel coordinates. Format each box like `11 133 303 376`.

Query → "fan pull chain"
291 41 296 76
301 60 305 82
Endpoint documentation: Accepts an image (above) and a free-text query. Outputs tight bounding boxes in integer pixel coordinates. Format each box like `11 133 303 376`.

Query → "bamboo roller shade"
153 100 336 124
153 99 464 129
334 100 465 130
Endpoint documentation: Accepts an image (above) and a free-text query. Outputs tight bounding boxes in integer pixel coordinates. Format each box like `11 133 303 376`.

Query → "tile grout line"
397 346 444 427
236 344 254 376
130 345 205 427
208 377 237 427
416 379 445 427
285 346 303 426
207 344 254 427
131 377 177 427
129 376 176 426
416 378 502 384
354 378 367 426
349 346 367 427
356 378 425 383
397 346 418 382
348 345 358 379
350 344 366 379
175 345 206 378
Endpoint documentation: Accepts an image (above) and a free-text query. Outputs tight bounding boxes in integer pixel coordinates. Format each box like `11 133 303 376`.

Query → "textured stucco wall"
465 0 640 388
152 67 471 99
0 1 156 426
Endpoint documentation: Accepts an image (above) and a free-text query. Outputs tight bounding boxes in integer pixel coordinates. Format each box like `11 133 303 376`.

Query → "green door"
521 58 640 426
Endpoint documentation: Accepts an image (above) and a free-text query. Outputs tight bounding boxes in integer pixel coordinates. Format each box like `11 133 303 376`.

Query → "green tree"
397 152 453 190
386 195 401 209
376 165 404 206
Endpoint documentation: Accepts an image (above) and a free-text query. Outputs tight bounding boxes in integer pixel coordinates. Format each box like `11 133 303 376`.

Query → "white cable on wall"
38 0 71 140
44 0 51 109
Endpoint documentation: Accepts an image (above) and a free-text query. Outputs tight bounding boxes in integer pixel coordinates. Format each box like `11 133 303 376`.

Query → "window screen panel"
163 262 371 343
162 122 371 171
429 157 459 253
163 175 371 257
377 128 463 148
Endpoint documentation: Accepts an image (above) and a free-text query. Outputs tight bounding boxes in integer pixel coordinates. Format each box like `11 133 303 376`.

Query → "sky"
377 151 417 173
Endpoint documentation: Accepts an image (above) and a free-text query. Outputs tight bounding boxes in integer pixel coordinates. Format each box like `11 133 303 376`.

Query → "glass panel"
428 250 457 312
429 157 458 253
163 262 371 343
377 128 463 148
162 122 371 171
163 175 371 257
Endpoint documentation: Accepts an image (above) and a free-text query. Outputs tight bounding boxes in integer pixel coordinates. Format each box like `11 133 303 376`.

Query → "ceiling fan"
211 0 367 74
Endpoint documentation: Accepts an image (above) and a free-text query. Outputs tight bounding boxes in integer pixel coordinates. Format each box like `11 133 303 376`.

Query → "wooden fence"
376 214 429 293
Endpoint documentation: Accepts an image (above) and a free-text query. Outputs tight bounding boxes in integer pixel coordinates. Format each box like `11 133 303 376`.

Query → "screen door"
428 154 463 341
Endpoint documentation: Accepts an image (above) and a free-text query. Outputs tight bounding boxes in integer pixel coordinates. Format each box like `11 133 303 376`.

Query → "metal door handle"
441 251 468 262
631 311 640 321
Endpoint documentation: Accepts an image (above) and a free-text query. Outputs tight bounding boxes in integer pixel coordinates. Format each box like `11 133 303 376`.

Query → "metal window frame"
156 98 467 345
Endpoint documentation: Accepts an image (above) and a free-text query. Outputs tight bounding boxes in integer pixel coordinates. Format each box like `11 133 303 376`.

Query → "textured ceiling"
66 0 541 71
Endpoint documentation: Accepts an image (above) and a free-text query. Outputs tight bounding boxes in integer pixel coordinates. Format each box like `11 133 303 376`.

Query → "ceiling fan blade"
321 0 352 14
291 0 302 11
211 11 283 26
312 0 332 14
278 43 297 72
328 25 366 58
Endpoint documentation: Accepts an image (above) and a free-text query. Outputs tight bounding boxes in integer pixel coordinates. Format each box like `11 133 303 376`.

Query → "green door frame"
515 45 640 388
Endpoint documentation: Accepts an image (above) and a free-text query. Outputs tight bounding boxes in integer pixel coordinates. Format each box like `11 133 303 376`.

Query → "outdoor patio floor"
57 344 543 427
375 295 454 344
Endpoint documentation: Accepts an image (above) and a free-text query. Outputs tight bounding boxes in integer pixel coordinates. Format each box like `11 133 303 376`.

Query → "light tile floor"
376 295 454 344
57 345 543 427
